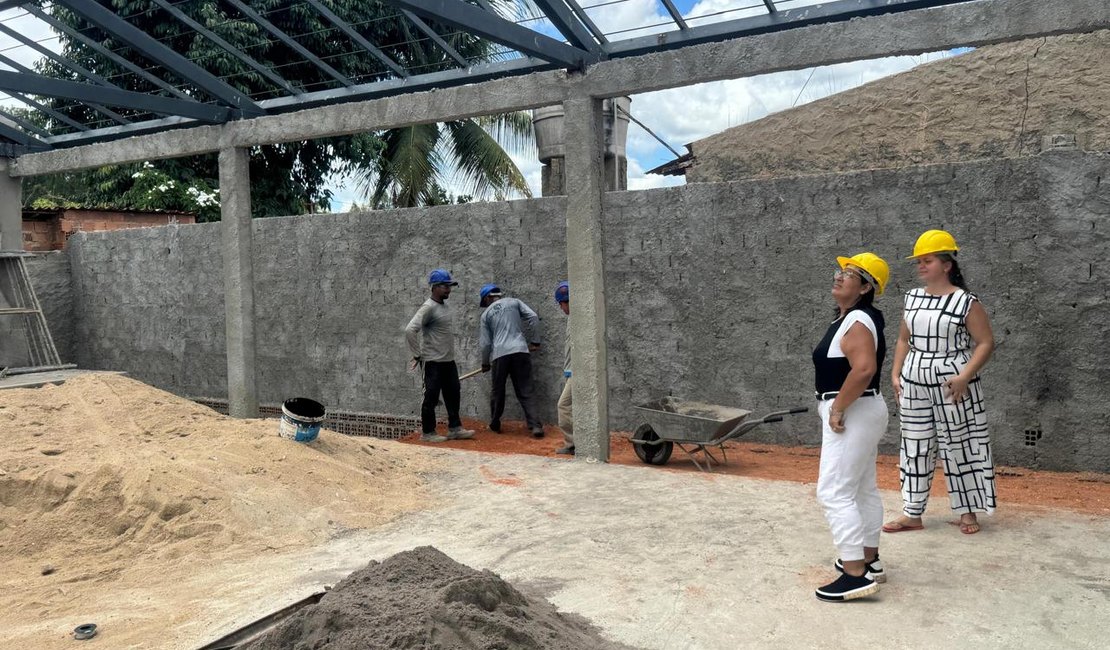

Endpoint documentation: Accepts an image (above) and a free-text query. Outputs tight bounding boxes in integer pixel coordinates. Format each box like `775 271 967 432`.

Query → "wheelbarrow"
630 396 808 472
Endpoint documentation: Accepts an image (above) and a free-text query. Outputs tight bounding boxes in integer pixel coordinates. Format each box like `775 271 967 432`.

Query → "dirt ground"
0 374 438 648
402 418 1110 515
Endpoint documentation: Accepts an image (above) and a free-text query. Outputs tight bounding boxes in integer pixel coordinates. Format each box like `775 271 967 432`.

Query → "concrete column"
563 96 609 462
219 147 259 418
0 159 22 252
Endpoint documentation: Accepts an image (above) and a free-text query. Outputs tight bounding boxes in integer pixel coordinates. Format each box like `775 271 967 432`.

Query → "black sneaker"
555 446 575 455
835 556 886 583
531 428 545 438
489 421 501 433
815 572 879 602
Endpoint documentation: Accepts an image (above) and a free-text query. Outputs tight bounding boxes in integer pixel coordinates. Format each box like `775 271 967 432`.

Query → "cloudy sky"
328 0 960 208
0 1 960 208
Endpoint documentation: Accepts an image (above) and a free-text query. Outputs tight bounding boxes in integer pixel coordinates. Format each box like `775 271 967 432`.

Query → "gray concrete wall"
66 198 569 425
603 151 1109 472
63 151 1110 471
25 252 75 363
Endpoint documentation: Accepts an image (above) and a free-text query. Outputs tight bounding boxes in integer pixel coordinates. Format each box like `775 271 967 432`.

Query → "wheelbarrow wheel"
633 424 673 466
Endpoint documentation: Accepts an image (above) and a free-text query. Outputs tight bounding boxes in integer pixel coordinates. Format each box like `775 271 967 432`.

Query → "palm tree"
360 111 534 208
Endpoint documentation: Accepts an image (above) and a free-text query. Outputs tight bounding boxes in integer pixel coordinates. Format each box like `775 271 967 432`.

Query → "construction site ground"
6 390 1108 649
202 438 1108 649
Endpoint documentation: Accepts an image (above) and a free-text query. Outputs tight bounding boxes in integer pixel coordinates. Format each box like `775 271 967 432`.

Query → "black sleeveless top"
812 305 886 394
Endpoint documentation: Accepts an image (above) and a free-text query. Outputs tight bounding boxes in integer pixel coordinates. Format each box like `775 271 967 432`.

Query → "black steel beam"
149 0 297 95
607 0 971 58
53 0 264 116
0 108 51 138
23 3 195 101
0 51 131 126
531 0 601 51
400 9 470 67
0 70 232 123
0 22 132 126
659 0 689 29
224 0 353 86
303 0 408 78
42 57 554 148
389 0 597 68
564 0 608 44
762 0 777 13
0 120 48 149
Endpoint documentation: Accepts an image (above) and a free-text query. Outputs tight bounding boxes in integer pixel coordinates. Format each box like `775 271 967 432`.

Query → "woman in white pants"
812 252 890 602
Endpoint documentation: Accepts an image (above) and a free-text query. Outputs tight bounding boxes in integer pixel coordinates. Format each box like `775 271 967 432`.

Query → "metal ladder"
0 252 61 370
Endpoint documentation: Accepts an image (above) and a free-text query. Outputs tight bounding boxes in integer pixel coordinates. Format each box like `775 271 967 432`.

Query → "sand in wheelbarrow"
239 546 637 650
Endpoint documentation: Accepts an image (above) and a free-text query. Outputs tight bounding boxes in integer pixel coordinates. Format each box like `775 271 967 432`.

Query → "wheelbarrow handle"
789 406 810 414
764 416 783 423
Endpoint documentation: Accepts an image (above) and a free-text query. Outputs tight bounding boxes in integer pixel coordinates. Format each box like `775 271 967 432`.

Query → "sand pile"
0 373 435 578
240 546 635 650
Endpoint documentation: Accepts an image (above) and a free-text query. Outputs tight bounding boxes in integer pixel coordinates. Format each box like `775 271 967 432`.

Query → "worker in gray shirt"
478 283 544 437
405 269 474 443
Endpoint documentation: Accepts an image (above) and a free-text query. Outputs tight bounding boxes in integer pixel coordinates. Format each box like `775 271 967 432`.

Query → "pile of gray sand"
240 546 636 650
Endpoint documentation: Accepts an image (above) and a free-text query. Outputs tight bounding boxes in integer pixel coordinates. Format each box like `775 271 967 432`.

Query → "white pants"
816 396 889 561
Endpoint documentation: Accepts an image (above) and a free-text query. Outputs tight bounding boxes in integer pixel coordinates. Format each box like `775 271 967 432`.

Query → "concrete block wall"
66 198 570 425
22 252 74 363
602 151 1110 472
59 151 1110 471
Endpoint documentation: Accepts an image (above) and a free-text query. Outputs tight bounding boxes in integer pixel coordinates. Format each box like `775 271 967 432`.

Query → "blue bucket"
278 397 325 442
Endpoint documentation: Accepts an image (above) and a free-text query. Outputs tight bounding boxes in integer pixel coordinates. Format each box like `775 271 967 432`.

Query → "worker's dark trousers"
422 361 462 434
489 352 542 431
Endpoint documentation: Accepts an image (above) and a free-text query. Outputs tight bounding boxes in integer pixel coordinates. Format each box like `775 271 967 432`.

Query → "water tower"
532 97 631 196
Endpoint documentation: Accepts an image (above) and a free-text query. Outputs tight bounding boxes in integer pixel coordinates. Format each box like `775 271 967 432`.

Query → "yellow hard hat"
836 252 890 296
908 229 959 259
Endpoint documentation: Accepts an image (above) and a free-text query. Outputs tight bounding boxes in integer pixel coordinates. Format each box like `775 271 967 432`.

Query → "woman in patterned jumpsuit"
883 230 996 535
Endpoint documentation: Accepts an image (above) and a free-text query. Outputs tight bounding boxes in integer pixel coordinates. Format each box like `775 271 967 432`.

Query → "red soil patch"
402 418 1110 516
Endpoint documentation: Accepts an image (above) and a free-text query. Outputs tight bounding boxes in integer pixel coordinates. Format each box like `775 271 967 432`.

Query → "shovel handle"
459 368 486 381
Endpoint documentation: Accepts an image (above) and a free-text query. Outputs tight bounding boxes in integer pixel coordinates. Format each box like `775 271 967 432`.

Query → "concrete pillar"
0 158 21 252
219 147 259 418
563 96 609 462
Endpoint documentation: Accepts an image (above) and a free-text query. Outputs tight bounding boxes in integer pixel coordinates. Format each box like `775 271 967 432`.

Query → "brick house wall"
23 208 196 251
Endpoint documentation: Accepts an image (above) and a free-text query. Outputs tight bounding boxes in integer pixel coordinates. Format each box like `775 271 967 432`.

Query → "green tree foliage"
23 0 533 215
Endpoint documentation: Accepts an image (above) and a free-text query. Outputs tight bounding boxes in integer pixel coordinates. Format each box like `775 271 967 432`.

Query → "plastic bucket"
278 397 325 443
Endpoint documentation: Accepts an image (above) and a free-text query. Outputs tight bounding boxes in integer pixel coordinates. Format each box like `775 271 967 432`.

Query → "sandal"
951 514 980 535
882 518 924 533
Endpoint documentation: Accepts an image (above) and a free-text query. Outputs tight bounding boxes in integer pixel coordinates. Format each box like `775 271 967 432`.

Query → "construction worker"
554 281 574 455
404 269 474 443
477 283 544 437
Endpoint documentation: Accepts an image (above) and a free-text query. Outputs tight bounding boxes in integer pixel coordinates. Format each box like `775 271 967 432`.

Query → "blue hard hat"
479 283 502 305
428 268 458 286
554 281 569 304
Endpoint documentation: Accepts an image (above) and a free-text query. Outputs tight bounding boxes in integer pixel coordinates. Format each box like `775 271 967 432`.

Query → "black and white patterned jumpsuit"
898 288 996 516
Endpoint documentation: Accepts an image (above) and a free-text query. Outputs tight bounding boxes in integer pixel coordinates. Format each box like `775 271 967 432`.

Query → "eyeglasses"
834 269 861 281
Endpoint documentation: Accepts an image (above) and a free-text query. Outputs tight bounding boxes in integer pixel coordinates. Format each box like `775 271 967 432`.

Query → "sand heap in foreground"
241 546 636 650
0 373 435 580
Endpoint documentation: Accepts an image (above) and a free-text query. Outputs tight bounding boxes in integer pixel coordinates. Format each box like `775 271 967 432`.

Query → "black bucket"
278 397 326 442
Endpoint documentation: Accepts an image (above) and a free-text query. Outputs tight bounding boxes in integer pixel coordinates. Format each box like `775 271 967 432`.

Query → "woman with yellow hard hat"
883 230 996 535
811 252 889 602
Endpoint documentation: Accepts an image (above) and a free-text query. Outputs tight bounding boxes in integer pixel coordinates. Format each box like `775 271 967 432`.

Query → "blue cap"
479 283 502 305
554 281 569 304
428 269 458 286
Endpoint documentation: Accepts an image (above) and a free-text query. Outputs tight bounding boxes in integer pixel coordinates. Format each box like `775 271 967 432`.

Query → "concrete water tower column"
533 97 630 196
